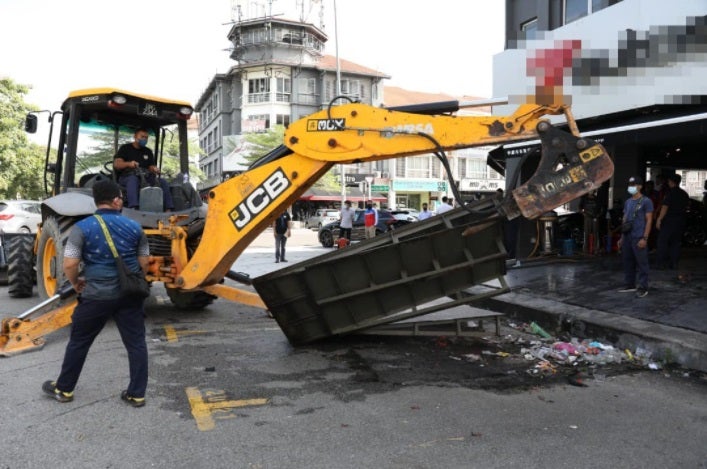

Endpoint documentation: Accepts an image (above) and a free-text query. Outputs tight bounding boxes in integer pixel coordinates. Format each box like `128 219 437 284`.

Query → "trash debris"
530 321 552 339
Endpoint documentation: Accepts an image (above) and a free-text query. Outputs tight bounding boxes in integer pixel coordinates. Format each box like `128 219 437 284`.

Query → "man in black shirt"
272 211 291 263
656 173 690 270
114 128 174 211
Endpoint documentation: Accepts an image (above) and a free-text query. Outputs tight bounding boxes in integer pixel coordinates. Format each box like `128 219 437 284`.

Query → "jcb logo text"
230 168 291 230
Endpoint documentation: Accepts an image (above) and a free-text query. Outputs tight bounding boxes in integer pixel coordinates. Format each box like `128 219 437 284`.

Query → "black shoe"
281 259 288 262
617 285 636 292
635 288 648 298
120 390 145 408
42 380 73 403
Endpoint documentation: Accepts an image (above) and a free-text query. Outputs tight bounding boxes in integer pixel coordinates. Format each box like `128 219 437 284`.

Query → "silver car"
0 200 42 234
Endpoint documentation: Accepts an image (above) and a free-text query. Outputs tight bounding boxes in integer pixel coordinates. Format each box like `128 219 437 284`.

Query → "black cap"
628 176 643 185
92 179 122 204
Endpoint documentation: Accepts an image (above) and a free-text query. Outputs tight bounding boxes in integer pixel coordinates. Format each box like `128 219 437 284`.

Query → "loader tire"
7 235 35 298
166 287 216 310
36 217 72 300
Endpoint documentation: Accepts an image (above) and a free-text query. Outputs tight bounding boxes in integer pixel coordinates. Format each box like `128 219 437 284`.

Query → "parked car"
305 209 340 229
318 209 412 247
0 200 42 234
390 209 420 222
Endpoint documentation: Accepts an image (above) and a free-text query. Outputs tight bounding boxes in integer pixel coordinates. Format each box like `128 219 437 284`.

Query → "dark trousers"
622 235 650 289
119 173 174 210
340 228 352 240
656 218 686 269
275 233 288 261
56 297 148 398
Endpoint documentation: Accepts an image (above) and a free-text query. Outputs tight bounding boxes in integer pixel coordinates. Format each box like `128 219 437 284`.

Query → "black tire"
7 234 35 298
36 217 73 300
683 225 706 247
165 287 216 310
320 229 334 247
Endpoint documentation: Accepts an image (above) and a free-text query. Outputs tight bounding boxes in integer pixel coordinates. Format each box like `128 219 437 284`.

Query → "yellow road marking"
164 325 208 343
185 387 269 432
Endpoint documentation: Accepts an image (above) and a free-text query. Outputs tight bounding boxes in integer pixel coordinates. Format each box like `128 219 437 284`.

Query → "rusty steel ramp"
252 199 510 344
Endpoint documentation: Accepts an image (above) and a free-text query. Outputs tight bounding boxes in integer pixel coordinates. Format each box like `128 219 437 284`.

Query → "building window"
248 78 270 103
521 17 538 40
564 0 621 24
406 156 431 178
275 114 290 127
341 79 360 99
468 159 486 179
276 77 291 102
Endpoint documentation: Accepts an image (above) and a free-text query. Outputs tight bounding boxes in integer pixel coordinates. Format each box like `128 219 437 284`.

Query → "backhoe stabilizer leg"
0 300 77 356
500 123 614 220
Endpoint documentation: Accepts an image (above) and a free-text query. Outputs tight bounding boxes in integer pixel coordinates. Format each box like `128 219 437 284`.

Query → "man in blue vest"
42 180 150 407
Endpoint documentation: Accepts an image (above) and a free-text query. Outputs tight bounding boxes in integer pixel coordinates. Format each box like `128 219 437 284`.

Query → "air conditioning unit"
374 171 382 178
381 172 390 179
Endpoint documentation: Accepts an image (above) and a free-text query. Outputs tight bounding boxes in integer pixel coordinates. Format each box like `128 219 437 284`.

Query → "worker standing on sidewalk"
273 210 292 263
617 176 653 298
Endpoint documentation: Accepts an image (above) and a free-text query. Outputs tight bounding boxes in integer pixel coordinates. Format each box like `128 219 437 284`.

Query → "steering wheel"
101 160 114 176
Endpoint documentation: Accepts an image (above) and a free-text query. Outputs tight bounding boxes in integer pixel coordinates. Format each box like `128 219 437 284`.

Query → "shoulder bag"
95 215 151 299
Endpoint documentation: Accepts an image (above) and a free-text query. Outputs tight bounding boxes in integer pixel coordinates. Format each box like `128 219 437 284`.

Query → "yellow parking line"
185 387 269 432
164 325 208 343
164 326 178 343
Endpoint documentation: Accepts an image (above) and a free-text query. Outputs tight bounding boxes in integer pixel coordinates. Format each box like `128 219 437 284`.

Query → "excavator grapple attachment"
254 129 612 345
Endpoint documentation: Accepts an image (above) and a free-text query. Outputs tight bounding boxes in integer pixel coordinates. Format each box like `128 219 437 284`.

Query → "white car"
390 209 420 222
0 200 42 234
305 209 340 229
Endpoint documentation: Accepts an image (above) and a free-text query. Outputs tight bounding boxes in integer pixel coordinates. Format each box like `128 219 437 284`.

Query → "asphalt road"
1 231 706 468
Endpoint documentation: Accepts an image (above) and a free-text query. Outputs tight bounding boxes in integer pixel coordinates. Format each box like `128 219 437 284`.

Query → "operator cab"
26 88 201 213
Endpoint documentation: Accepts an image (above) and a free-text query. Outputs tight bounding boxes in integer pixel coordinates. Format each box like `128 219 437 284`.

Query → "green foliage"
242 125 286 164
242 125 338 189
0 78 45 199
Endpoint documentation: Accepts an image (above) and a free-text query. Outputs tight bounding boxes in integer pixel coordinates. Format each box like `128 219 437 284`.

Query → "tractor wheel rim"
42 238 57 296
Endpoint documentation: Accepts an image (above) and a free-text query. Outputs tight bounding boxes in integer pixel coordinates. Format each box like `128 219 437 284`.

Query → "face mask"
627 186 638 195
137 138 148 148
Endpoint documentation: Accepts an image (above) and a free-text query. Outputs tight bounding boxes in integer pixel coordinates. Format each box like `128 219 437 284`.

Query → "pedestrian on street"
617 176 653 298
579 190 605 254
42 180 150 407
364 203 378 239
656 173 690 271
273 210 292 263
417 203 432 221
339 200 356 241
436 196 453 214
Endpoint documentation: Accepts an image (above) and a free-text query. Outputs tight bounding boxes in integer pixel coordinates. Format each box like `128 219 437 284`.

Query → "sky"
0 0 505 119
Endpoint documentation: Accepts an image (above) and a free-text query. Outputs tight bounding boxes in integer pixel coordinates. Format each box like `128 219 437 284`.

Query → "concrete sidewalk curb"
478 292 707 372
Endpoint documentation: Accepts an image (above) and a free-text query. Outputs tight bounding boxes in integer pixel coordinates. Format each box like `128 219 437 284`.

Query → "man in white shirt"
339 200 356 241
417 203 432 220
436 196 453 215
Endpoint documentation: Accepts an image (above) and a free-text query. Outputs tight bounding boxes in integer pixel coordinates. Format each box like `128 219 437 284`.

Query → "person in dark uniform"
617 176 653 298
656 173 690 270
113 128 174 211
273 210 292 263
42 180 150 407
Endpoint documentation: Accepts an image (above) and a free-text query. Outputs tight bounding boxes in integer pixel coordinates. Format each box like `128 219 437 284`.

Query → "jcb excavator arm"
0 101 613 356
175 102 612 290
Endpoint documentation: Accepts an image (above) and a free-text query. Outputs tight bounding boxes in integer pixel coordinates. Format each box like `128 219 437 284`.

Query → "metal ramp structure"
253 198 510 345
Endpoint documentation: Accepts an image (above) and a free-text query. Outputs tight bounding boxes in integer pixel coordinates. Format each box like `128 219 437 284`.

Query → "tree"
0 78 46 199
242 125 339 189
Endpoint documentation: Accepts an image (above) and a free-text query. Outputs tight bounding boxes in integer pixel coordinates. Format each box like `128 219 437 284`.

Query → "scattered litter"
569 425 578 430
530 321 553 339
648 362 662 370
